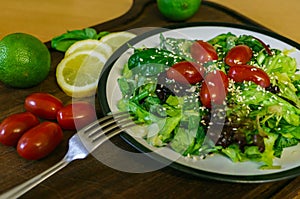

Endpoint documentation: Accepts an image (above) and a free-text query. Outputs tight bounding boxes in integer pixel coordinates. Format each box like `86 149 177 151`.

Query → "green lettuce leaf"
239 83 300 127
170 125 206 156
265 52 297 76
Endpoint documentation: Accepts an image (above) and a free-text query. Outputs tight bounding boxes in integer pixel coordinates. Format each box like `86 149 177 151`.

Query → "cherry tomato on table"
228 65 270 88
17 121 63 160
225 45 253 66
0 112 39 146
57 101 97 130
24 92 63 120
199 70 229 108
190 40 218 63
166 61 205 84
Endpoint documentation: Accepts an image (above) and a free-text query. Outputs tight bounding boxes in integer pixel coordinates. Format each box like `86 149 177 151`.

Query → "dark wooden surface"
0 0 300 198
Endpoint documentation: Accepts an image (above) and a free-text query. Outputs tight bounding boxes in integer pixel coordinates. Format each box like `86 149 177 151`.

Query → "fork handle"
0 159 69 199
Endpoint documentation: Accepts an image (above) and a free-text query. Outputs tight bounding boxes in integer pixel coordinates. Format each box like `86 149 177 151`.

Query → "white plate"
98 23 300 182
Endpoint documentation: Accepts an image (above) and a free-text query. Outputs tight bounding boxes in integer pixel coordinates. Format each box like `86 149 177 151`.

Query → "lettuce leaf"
265 52 297 76
220 133 280 168
239 83 300 127
264 52 300 108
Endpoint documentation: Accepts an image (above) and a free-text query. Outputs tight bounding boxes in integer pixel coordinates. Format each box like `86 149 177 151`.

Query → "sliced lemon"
65 39 113 58
56 50 107 98
99 31 136 52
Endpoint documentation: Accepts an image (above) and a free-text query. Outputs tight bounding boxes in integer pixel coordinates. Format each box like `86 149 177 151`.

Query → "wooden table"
1 0 300 198
1 0 300 43
209 0 300 43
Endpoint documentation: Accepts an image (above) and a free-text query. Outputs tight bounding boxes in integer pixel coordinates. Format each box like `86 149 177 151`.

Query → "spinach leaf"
273 134 299 158
51 28 109 52
236 35 265 53
208 32 237 51
127 48 183 70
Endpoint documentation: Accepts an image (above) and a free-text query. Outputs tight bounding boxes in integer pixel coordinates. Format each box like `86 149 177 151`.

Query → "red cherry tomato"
166 61 205 84
17 122 63 160
225 45 253 66
0 112 39 146
199 70 229 108
190 40 218 63
57 102 97 130
228 65 270 88
24 93 63 120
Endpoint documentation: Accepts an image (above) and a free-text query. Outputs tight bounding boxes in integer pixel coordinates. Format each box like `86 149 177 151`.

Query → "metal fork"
0 112 135 199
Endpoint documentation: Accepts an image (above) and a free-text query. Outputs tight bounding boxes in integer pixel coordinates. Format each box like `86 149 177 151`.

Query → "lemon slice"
56 50 107 98
100 31 136 52
65 39 113 58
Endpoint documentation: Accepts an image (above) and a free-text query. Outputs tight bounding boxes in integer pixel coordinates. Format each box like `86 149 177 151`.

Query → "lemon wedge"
56 31 136 98
65 39 113 58
100 31 136 52
56 50 107 98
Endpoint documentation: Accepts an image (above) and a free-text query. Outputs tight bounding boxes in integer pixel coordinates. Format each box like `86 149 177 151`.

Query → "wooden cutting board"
1 0 299 43
0 0 300 198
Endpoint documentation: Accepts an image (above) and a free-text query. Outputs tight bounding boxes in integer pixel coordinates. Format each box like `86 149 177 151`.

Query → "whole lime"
157 0 202 21
0 33 51 88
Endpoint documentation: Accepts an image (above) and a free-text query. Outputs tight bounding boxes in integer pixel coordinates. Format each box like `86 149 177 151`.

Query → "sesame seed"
208 82 215 86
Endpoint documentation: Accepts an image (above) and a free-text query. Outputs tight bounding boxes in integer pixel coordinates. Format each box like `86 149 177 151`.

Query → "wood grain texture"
0 0 133 42
208 0 300 43
2 0 299 43
0 0 299 198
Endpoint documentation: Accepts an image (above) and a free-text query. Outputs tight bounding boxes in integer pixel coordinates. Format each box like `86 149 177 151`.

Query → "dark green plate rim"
97 22 300 183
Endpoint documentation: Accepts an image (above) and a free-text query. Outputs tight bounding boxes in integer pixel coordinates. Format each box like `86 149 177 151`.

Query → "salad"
116 32 300 169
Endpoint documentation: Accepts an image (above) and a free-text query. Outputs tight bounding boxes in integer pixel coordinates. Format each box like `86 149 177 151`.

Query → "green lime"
157 0 201 21
0 33 51 88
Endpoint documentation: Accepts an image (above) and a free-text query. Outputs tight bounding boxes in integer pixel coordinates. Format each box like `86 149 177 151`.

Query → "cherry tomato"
166 61 205 84
24 93 63 120
190 40 218 63
225 45 253 66
57 102 97 130
0 112 39 146
228 65 270 88
17 122 63 160
199 70 229 108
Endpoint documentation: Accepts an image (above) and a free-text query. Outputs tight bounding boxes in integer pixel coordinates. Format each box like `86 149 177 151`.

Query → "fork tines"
79 112 136 146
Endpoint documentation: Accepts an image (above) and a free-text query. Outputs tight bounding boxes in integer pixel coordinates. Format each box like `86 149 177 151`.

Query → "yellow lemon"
56 50 107 98
65 39 113 58
99 31 136 52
